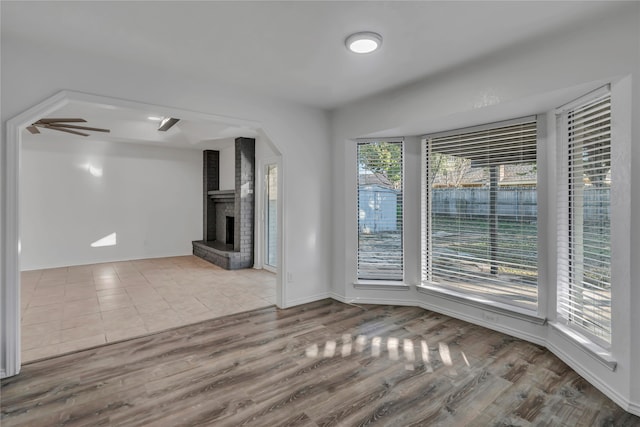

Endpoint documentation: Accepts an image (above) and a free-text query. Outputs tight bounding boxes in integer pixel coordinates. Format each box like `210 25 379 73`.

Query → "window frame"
355 138 406 283
420 116 540 311
555 85 613 349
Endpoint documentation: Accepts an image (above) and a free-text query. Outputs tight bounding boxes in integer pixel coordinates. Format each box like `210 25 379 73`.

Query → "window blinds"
422 119 538 309
557 90 612 344
357 140 404 281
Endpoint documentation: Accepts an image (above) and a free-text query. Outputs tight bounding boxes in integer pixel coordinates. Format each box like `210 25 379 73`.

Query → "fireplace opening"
226 216 235 246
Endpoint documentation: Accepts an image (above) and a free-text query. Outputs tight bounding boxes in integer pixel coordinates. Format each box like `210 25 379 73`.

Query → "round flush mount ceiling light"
345 32 382 54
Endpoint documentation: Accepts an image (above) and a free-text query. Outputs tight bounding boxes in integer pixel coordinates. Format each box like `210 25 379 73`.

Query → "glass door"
264 163 278 271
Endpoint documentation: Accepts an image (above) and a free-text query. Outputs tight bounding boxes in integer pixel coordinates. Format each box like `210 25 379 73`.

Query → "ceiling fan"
26 118 110 137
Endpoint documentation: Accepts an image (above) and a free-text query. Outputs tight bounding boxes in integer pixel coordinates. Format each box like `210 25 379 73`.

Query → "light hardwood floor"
2 299 638 426
20 256 275 363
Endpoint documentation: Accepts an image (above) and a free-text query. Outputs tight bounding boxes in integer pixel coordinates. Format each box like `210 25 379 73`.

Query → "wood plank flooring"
1 299 639 426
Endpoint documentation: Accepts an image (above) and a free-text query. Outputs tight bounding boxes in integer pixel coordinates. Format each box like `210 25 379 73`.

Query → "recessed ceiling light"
345 32 382 54
148 116 163 121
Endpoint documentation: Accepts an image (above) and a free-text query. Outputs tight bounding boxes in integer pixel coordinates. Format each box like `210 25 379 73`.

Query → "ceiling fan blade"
48 123 110 133
43 125 89 137
26 125 40 134
37 118 87 124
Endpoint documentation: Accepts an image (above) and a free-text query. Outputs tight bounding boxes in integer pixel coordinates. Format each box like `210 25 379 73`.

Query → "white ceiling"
20 100 258 150
1 1 619 110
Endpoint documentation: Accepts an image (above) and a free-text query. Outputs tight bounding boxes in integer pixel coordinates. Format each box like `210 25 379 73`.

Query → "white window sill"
353 280 410 291
548 321 617 371
416 284 546 325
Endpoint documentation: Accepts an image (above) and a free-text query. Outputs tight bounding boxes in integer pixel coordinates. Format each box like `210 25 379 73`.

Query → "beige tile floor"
20 255 276 363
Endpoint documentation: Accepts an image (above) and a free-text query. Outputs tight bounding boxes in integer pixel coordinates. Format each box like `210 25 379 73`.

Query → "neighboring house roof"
359 184 399 193
359 164 537 189
358 171 399 190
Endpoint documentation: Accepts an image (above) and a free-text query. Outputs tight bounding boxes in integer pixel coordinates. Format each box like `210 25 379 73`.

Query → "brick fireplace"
192 137 255 270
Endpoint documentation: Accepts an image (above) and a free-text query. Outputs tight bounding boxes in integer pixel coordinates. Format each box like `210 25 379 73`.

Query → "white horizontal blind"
557 91 612 344
422 119 538 309
357 140 403 281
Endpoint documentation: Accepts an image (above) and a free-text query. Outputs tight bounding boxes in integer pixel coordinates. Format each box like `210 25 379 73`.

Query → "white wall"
255 134 278 163
20 137 202 270
1 22 332 376
331 2 640 415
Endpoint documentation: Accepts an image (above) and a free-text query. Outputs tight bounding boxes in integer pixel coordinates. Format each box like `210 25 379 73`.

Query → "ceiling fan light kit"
158 117 180 131
27 118 110 137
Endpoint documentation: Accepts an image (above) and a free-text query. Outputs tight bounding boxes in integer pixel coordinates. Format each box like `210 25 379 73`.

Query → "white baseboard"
21 251 196 272
336 294 546 347
415 300 547 347
340 295 419 308
283 292 331 308
546 340 638 416
328 292 348 303
628 401 640 417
